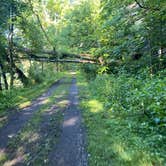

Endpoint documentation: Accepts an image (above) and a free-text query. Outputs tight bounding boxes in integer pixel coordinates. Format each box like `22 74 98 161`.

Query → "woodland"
0 0 166 165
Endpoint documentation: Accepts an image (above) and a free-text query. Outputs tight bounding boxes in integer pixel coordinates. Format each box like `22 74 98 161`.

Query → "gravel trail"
49 78 87 166
0 79 64 151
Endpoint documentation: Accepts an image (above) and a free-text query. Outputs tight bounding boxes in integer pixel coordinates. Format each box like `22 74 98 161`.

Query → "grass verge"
77 73 165 166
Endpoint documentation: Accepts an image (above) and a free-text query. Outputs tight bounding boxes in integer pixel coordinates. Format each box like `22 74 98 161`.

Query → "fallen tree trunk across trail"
14 46 97 64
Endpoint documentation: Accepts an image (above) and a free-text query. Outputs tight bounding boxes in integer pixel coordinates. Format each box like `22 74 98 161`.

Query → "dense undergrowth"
78 69 166 166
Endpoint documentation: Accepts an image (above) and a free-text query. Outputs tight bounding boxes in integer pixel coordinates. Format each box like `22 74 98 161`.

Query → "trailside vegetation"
0 0 166 165
78 70 166 165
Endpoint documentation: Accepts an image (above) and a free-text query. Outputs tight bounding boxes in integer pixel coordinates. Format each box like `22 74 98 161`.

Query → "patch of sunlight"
19 101 31 109
139 160 153 166
0 116 7 123
113 143 132 161
88 100 103 113
14 79 23 88
0 149 7 162
77 82 87 86
138 153 152 166
63 116 78 127
3 156 23 166
18 96 25 99
55 94 64 98
41 98 50 104
28 133 39 143
58 100 70 107
69 71 76 75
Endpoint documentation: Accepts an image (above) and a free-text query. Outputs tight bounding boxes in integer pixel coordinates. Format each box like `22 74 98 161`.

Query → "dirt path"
0 79 64 151
49 78 87 166
0 77 87 166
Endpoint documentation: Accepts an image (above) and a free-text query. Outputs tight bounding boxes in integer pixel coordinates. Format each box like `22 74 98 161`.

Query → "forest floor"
0 76 87 166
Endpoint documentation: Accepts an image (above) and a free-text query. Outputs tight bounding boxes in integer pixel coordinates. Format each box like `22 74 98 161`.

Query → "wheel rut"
0 78 64 151
0 77 87 166
49 78 87 166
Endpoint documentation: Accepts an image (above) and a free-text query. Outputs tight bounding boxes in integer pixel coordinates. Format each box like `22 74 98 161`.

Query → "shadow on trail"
0 78 72 166
0 79 64 156
49 78 87 166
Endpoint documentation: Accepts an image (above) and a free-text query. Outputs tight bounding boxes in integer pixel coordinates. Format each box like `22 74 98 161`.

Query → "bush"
81 64 98 80
28 65 45 83
80 69 166 165
89 70 166 125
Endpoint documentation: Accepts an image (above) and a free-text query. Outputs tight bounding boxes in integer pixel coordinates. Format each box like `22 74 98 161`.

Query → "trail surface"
0 79 64 151
0 77 87 166
49 78 87 166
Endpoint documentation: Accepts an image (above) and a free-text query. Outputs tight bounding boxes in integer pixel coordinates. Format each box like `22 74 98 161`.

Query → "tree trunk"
6 54 29 86
15 65 29 86
0 63 9 90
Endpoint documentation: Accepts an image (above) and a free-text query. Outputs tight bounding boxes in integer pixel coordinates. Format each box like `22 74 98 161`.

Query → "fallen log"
14 46 96 62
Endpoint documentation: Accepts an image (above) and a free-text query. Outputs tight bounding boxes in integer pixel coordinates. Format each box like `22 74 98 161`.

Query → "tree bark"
0 63 9 90
15 65 29 86
14 46 95 61
6 54 29 86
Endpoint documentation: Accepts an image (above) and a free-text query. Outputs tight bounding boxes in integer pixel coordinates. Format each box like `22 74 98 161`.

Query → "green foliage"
78 70 166 166
89 70 166 124
81 64 98 80
28 64 45 84
0 91 16 115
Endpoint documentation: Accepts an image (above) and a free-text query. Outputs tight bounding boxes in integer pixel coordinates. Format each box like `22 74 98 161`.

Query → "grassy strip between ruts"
0 77 71 166
77 73 165 166
0 72 67 128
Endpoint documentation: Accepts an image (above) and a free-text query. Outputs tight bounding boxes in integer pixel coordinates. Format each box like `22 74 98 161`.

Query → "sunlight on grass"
113 143 132 161
58 100 70 107
139 157 154 166
41 98 50 104
3 156 23 166
77 74 165 166
88 100 103 113
17 96 26 99
0 150 7 162
19 101 31 109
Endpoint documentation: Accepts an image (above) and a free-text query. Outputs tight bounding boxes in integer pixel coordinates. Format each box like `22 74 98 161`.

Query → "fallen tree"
13 45 97 64
14 46 96 62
